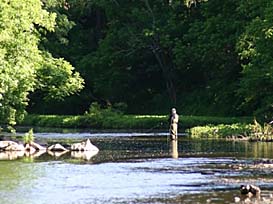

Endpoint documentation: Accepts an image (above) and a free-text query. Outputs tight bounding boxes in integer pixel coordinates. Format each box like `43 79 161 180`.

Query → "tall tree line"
1 0 272 124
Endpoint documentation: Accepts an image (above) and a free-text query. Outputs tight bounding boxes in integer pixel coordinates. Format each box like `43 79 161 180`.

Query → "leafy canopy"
0 0 84 127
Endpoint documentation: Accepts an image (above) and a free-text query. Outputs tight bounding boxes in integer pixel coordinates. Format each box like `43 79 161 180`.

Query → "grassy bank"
19 114 252 130
188 120 273 141
188 124 253 139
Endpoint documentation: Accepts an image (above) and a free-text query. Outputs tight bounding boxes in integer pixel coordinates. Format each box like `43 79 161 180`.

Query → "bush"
23 128 35 144
188 119 273 140
250 119 273 141
188 123 253 138
20 113 252 130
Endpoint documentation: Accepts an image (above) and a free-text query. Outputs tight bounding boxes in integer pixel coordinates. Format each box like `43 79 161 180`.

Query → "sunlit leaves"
37 53 84 100
236 1 273 119
0 0 83 126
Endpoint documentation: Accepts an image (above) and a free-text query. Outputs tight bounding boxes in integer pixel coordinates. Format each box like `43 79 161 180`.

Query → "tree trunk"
144 0 177 105
151 39 177 105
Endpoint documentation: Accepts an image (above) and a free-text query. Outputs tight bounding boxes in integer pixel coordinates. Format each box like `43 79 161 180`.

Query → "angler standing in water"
169 108 179 140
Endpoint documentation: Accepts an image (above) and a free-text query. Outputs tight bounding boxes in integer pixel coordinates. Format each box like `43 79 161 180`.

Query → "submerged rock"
71 139 99 152
240 184 261 196
234 196 240 203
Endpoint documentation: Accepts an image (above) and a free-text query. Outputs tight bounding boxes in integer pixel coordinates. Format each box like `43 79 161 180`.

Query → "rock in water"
85 139 99 152
30 142 46 150
71 139 99 152
0 141 23 151
240 184 261 195
48 144 68 151
71 151 98 161
5 143 25 151
31 150 46 158
70 142 81 151
47 150 69 158
0 141 25 151
0 151 24 160
24 143 36 154
234 197 240 203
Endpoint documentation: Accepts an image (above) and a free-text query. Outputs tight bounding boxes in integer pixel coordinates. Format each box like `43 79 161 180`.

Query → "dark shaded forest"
1 0 273 126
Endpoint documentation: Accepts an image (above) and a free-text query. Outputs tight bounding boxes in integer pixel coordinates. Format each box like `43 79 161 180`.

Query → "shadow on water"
1 132 273 203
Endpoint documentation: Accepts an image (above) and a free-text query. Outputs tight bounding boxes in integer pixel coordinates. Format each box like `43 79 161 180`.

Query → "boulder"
5 143 25 151
0 141 21 150
48 144 68 152
70 142 83 151
0 141 25 152
71 139 99 152
24 143 36 154
85 139 99 151
240 184 261 195
30 142 46 150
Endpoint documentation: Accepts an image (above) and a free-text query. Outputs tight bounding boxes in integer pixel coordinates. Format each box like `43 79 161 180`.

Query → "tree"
237 0 273 119
76 0 190 112
174 0 246 115
25 0 273 117
0 0 84 127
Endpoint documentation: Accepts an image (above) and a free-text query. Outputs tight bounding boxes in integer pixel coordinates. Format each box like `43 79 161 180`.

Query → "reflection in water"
25 150 47 158
0 151 24 160
170 140 178 159
0 160 45 204
0 150 98 161
3 134 273 204
0 150 48 160
71 151 98 161
47 150 69 158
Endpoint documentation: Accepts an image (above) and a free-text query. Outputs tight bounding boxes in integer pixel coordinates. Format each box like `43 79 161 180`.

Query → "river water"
1 132 273 204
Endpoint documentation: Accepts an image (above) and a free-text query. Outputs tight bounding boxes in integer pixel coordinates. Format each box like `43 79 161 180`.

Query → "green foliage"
236 0 273 119
32 0 263 117
2 0 273 119
188 119 273 140
36 53 84 101
23 128 35 144
250 119 273 141
20 114 251 130
174 0 245 116
0 0 84 127
188 124 252 138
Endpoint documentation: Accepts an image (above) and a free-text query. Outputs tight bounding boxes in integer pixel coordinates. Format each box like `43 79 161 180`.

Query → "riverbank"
188 123 253 139
188 119 273 141
18 114 252 131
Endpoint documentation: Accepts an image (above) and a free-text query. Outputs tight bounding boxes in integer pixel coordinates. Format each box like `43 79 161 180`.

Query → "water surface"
1 132 273 204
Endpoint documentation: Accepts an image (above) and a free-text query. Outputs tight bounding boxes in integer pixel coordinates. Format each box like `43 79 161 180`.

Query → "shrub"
23 128 35 144
20 114 252 130
250 119 273 141
188 123 252 138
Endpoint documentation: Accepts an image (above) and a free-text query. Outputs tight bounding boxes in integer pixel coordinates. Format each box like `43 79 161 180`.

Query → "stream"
1 131 273 204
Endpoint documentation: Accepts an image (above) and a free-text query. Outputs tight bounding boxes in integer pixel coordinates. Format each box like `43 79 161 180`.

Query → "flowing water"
1 132 273 204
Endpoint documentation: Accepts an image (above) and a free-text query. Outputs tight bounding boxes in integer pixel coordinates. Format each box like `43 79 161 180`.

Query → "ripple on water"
1 135 273 204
